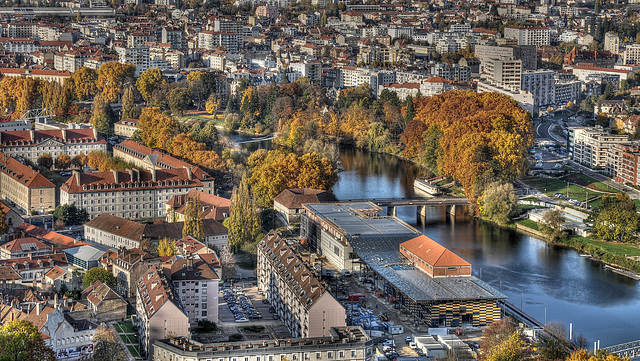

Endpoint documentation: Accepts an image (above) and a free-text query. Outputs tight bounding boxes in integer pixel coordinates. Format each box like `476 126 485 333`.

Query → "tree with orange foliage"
401 90 533 204
138 107 178 150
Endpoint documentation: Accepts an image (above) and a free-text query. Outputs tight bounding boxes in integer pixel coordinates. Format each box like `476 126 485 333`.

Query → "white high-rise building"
521 70 555 107
604 32 620 54
503 26 550 46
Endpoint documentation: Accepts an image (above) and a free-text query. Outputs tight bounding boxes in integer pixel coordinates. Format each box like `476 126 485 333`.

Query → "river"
230 133 640 347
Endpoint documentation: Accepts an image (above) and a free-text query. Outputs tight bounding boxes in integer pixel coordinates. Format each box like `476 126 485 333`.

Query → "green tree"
83 267 116 289
479 182 518 225
539 209 567 241
158 238 178 257
168 87 191 116
90 94 114 136
588 193 639 243
120 86 137 120
37 153 53 169
228 175 261 253
53 204 89 225
404 95 414 124
92 325 127 361
136 68 165 102
0 320 56 361
182 195 204 241
595 0 601 13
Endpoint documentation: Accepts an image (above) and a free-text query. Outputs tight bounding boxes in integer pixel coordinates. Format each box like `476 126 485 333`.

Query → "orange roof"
44 265 67 280
400 235 470 268
1 237 49 252
16 223 88 248
0 152 55 188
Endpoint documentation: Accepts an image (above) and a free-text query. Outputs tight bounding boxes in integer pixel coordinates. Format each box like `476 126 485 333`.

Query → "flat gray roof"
349 235 506 302
63 245 109 262
304 202 420 237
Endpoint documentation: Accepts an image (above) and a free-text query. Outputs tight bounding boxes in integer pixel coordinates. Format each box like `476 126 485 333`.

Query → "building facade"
569 127 629 169
0 129 106 164
168 257 219 326
257 232 346 338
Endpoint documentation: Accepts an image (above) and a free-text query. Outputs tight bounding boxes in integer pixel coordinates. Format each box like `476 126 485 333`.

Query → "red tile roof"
400 235 470 268
61 168 205 194
15 223 88 248
1 237 49 252
273 188 337 210
44 265 67 280
82 281 125 308
0 152 55 188
167 190 231 221
136 265 185 318
0 253 67 272
0 129 104 146
0 266 21 281
114 140 193 170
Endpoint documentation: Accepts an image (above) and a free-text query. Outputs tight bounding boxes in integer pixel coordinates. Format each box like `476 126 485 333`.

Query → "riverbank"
514 219 640 276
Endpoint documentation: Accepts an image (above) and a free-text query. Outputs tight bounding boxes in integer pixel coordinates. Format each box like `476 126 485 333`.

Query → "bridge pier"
418 205 426 218
387 206 397 217
448 205 456 217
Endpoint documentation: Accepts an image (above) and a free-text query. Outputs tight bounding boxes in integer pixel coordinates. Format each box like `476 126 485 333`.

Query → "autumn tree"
587 193 639 243
228 175 261 253
92 325 127 361
136 68 165 102
182 195 204 241
0 320 56 361
539 321 570 361
479 182 518 225
206 93 221 115
71 66 98 100
82 267 116 289
37 153 53 169
566 349 631 361
138 107 178 149
0 208 8 236
401 91 534 205
478 318 530 361
97 62 135 103
158 238 178 257
55 154 71 170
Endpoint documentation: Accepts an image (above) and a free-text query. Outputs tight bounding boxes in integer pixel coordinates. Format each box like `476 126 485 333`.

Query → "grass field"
562 173 617 194
521 176 603 202
114 321 141 358
516 219 539 231
115 321 135 334
127 345 141 358
570 236 640 257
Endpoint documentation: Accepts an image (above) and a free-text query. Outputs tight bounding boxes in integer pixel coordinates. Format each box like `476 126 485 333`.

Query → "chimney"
128 168 134 182
29 130 34 142
36 302 42 315
186 256 193 270
111 169 118 184
150 168 156 182
72 170 81 187
61 129 67 142
184 166 192 181
92 127 98 139
133 168 140 182
28 253 32 260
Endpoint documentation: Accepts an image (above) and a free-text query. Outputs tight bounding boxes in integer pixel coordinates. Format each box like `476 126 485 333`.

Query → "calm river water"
232 133 640 347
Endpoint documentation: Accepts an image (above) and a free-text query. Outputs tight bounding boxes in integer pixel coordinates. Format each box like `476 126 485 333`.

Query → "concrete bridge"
602 340 640 360
339 197 470 217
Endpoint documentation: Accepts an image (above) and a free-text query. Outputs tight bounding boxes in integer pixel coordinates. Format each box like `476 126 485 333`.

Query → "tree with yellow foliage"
206 93 221 115
566 349 630 361
97 62 135 103
71 66 98 100
138 107 178 149
158 238 178 257
136 68 165 102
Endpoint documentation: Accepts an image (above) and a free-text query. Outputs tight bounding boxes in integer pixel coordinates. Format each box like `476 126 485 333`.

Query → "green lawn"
516 219 539 231
115 321 135 334
127 345 141 358
521 176 603 202
562 173 618 194
570 236 640 257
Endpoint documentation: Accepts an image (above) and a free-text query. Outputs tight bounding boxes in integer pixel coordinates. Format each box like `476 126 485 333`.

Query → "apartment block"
475 44 537 70
168 256 219 326
0 129 106 164
198 31 240 52
257 232 346 338
0 152 55 214
624 44 640 65
61 167 214 219
521 70 555 107
431 63 471 82
481 58 522 91
115 46 150 77
503 26 550 46
568 127 629 169
114 118 138 138
604 32 620 54
152 327 374 361
110 247 161 298
136 266 189 360
606 142 640 184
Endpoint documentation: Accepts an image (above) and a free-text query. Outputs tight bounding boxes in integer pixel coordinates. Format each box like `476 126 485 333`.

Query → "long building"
0 151 55 214
113 140 196 171
60 167 215 219
136 265 189 360
153 327 374 361
301 202 505 328
257 231 346 338
0 129 106 163
568 127 629 169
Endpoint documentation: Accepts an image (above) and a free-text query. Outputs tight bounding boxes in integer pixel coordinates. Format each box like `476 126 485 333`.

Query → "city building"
0 237 52 260
474 44 537 70
0 128 107 164
624 44 640 65
480 58 522 91
0 152 56 214
0 253 67 285
0 68 71 85
503 26 550 46
136 265 189 360
604 32 620 54
114 118 139 138
166 189 231 223
167 256 219 326
568 127 629 169
152 327 374 361
60 167 215 219
301 202 505 328
82 280 128 322
273 188 337 224
521 70 555 107
62 245 107 270
572 63 633 82
113 140 199 171
606 142 640 185
110 247 161 299
84 213 228 251
257 231 346 338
